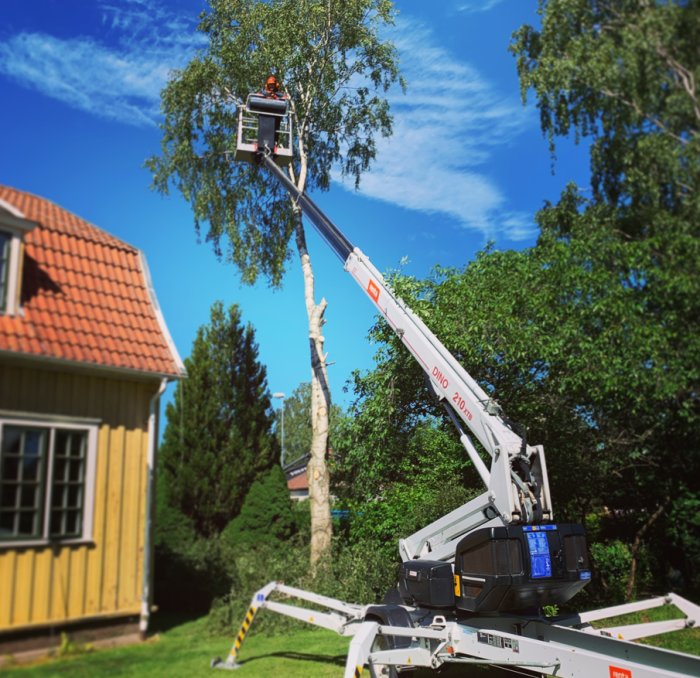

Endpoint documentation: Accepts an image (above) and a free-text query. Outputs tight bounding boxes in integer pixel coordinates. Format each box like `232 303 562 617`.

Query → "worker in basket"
262 74 285 100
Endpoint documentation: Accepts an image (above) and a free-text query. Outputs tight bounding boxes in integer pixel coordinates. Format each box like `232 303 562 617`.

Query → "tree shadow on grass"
238 651 347 667
239 654 523 675
148 610 207 634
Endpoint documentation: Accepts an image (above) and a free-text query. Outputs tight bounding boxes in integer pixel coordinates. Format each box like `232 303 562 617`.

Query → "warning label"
477 631 520 654
609 668 632 678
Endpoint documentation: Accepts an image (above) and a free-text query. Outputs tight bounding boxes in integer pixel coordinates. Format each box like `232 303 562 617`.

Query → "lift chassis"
214 580 700 677
211 97 700 676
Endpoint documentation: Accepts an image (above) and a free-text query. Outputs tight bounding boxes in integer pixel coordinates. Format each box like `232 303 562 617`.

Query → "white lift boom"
211 97 700 677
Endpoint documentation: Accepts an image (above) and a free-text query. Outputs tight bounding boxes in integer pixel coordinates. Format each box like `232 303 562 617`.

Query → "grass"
2 606 698 677
1 616 349 678
590 604 700 657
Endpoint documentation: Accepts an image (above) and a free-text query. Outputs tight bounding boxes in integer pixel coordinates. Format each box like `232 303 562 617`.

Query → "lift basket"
235 93 293 166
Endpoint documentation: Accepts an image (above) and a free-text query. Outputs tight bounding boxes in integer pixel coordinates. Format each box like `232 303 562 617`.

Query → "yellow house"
0 185 185 654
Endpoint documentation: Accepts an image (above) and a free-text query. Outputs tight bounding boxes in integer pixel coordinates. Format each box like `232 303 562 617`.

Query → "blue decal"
526 532 552 579
580 571 592 581
256 594 265 602
523 524 557 532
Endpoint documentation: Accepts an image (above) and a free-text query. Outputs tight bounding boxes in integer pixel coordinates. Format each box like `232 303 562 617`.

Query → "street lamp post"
272 392 285 467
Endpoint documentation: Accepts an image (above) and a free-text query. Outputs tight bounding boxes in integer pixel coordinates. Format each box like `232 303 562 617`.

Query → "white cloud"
346 18 536 242
0 3 535 241
0 0 203 127
455 0 506 13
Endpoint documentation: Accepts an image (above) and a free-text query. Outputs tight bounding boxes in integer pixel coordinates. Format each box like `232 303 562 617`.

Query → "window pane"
0 230 10 312
49 429 87 539
50 511 62 535
53 458 67 483
68 459 83 482
70 435 85 458
20 485 38 509
22 454 41 481
66 510 81 536
0 512 14 535
55 430 70 457
2 456 20 480
67 485 82 508
1 427 21 455
24 430 44 458
18 511 36 536
52 484 66 508
0 484 18 508
0 426 46 540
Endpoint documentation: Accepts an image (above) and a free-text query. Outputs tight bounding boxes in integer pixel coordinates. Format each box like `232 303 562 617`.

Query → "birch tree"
148 0 401 565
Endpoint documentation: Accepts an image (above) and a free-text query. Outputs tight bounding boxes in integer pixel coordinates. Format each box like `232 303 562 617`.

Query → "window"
0 230 10 312
0 416 97 544
0 201 38 316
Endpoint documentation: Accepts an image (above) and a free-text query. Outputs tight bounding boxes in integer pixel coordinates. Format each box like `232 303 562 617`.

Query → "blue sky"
0 0 589 413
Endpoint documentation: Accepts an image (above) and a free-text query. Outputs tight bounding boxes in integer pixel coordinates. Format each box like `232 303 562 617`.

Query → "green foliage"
159 302 278 537
310 538 399 606
209 534 399 636
221 466 296 548
56 633 93 658
589 540 634 605
276 382 346 467
154 476 231 612
147 0 402 286
331 0 700 608
342 228 699 596
209 540 311 635
333 406 475 505
665 492 700 594
342 477 475 556
509 0 700 594
512 0 699 215
208 476 475 637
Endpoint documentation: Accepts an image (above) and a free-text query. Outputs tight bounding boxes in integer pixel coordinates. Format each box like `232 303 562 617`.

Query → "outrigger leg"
211 582 277 670
344 621 378 678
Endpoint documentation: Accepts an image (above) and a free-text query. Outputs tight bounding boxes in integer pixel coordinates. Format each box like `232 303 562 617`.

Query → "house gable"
0 186 184 378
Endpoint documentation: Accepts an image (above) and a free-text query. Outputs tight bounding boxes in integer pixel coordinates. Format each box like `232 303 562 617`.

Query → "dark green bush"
220 466 296 549
154 479 230 613
208 478 476 636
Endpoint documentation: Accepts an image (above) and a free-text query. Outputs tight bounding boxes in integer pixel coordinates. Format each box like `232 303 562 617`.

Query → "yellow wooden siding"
0 362 159 632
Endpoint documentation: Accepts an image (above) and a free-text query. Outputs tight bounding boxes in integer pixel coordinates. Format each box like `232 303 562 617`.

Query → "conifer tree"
159 301 278 537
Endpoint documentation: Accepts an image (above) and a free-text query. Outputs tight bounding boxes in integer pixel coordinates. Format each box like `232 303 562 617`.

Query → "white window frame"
0 412 99 548
0 200 38 316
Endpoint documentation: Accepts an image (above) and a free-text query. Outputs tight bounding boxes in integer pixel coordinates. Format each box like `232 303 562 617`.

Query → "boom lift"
211 93 700 677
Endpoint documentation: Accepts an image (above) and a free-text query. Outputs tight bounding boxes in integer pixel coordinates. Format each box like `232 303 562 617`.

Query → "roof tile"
0 185 182 377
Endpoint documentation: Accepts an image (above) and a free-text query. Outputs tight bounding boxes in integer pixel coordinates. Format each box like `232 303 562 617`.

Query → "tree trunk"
625 498 669 600
294 218 332 568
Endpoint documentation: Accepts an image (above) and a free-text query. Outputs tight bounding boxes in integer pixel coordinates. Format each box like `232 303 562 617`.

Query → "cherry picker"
211 90 700 678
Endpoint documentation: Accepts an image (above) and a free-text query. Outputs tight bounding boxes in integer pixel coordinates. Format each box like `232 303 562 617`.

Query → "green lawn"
590 604 700 657
2 606 698 677
2 616 349 678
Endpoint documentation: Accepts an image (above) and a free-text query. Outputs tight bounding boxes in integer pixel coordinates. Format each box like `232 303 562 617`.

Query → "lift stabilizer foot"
211 656 242 670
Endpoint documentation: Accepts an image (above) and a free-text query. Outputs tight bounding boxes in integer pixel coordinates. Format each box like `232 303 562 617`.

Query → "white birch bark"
293 219 332 567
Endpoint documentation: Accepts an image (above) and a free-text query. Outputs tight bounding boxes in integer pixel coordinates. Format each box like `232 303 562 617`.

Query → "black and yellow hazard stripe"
228 605 258 660
354 666 363 677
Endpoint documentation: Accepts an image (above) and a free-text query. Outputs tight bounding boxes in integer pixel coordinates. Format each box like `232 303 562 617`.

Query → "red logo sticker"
610 667 632 678
367 280 380 302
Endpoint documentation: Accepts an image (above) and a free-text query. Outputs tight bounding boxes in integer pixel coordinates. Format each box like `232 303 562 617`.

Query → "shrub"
220 466 296 550
154 478 230 613
589 540 633 605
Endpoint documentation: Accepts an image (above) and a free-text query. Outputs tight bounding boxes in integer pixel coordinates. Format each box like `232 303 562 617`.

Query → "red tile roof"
287 470 308 491
0 185 184 378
